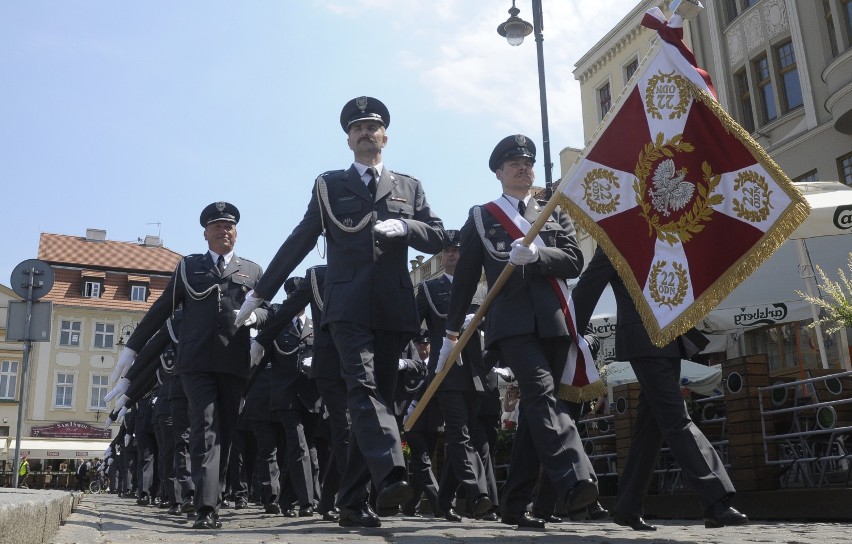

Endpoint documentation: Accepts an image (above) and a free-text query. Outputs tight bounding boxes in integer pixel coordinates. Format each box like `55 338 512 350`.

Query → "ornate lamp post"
497 0 553 198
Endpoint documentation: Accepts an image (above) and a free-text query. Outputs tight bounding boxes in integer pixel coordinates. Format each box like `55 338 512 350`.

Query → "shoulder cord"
310 267 324 312
473 205 511 262
421 281 446 319
273 336 302 356
166 317 179 344
316 176 373 233
178 258 221 301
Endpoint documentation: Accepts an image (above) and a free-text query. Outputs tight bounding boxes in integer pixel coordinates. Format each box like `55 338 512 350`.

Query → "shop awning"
5 437 111 460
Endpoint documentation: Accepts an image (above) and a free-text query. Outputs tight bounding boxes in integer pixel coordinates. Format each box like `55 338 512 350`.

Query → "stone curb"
0 488 81 544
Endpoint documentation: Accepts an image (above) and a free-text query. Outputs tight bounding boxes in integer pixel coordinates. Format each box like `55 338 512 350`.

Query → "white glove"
462 313 476 330
234 290 264 327
493 367 515 382
235 309 257 327
435 337 457 375
299 356 313 374
398 359 408 371
373 219 407 237
123 434 130 447
249 340 265 367
114 394 129 410
117 406 128 424
103 417 114 430
110 348 136 383
104 377 130 403
403 399 418 426
509 238 539 265
104 447 112 458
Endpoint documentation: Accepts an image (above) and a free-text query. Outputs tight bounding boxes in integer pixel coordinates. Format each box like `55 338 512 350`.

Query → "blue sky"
1 1 638 302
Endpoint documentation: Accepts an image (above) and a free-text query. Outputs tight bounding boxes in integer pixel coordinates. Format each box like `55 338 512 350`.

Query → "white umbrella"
600 360 723 397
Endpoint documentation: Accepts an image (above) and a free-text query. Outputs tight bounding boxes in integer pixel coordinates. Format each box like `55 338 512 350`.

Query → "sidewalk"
51 493 849 544
0 487 79 544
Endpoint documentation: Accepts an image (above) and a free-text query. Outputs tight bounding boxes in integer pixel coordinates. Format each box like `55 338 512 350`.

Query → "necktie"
294 318 303 336
366 167 378 199
216 254 225 276
518 200 526 216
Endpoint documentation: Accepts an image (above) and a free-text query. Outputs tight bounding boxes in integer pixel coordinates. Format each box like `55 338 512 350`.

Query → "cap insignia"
356 96 368 112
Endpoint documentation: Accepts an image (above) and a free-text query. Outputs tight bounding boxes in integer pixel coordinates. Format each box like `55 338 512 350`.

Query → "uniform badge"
496 241 506 251
488 229 496 236
343 217 353 227
216 201 226 212
356 96 368 112
514 134 527 146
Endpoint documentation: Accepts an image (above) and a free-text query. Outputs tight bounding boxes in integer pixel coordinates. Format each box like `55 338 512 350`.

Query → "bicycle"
89 472 110 494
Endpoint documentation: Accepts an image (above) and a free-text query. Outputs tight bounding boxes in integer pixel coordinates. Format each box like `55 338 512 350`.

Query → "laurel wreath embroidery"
634 133 723 245
582 168 621 215
645 71 691 120
732 170 773 223
648 260 689 309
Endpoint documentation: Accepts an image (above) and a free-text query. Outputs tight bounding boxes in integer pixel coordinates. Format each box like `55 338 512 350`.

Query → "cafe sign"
31 421 111 439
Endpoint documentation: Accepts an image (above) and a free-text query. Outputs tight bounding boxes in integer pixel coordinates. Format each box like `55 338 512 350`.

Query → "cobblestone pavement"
51 493 849 544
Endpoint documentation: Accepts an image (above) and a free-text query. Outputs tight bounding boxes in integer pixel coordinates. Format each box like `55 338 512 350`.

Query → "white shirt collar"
208 250 234 266
354 162 384 183
444 273 454 283
501 193 531 209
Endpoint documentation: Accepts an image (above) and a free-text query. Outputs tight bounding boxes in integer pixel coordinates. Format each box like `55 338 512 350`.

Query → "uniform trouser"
533 400 583 515
229 429 254 501
497 335 596 517
314 377 350 513
123 447 137 494
327 322 409 509
251 419 282 505
154 416 176 505
474 412 500 508
181 372 245 515
437 391 488 512
402 429 440 514
136 430 159 498
615 357 735 517
274 408 314 507
170 394 194 502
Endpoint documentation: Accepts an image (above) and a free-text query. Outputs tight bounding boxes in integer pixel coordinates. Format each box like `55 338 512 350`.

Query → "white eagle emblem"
649 159 694 217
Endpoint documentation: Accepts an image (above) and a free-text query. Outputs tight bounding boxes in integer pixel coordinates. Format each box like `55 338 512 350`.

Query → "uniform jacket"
416 275 487 392
446 198 584 346
396 343 443 432
127 252 268 378
571 247 709 360
267 314 321 413
254 166 445 333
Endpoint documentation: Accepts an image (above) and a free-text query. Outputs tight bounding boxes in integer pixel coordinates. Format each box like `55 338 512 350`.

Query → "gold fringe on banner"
558 379 608 403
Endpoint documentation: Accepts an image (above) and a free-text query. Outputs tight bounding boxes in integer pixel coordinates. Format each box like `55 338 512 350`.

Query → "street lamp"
497 0 553 199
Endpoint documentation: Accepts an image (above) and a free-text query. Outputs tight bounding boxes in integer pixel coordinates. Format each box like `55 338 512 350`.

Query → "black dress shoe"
471 494 493 518
444 508 463 522
339 505 381 528
235 498 248 510
263 503 281 515
587 501 610 520
401 507 422 517
322 509 341 522
565 479 598 513
613 513 656 531
477 511 499 522
298 504 314 517
192 513 221 530
376 479 413 510
180 499 195 514
533 511 563 523
282 508 298 518
167 503 182 516
704 501 748 528
502 512 546 529
136 494 151 506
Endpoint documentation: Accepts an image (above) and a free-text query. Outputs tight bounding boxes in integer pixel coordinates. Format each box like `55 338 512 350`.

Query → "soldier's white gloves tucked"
374 219 407 238
493 367 515 382
234 309 257 327
462 313 476 330
110 348 136 383
435 337 457 375
249 340 265 367
509 238 539 265
235 290 264 327
104 377 130 403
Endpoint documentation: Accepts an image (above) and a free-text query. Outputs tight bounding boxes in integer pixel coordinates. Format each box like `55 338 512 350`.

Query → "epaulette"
307 264 327 272
236 256 260 266
319 169 345 179
390 170 419 181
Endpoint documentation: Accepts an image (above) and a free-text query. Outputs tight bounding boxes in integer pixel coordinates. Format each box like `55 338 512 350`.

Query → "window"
844 0 852 49
90 375 109 410
839 152 852 186
55 373 74 408
793 169 819 183
83 281 101 298
130 285 147 302
735 69 756 133
775 41 803 112
724 0 760 24
753 55 777 123
59 320 82 346
624 58 639 85
94 322 115 349
598 82 612 120
824 0 840 57
0 361 19 400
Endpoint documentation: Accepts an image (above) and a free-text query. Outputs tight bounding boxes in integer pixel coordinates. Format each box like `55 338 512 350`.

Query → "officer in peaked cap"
284 276 303 296
339 96 390 132
488 134 536 173
443 229 461 249
199 201 240 226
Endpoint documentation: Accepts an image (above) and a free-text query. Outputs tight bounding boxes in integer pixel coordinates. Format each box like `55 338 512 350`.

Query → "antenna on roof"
146 222 162 239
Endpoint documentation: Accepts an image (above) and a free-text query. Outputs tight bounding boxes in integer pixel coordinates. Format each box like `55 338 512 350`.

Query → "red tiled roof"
38 233 182 274
37 232 183 312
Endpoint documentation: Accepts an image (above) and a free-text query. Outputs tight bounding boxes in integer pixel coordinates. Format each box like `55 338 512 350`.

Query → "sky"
1 0 640 302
